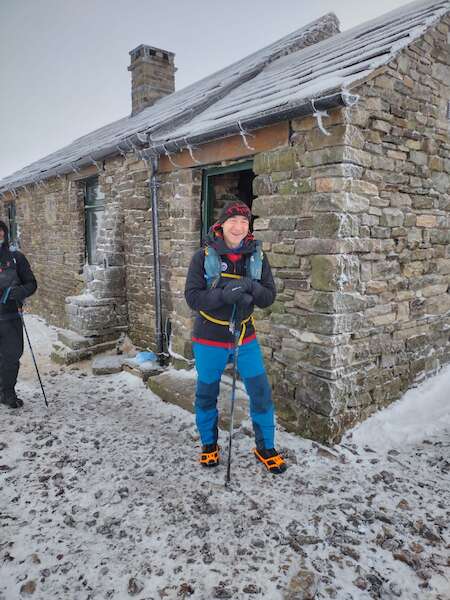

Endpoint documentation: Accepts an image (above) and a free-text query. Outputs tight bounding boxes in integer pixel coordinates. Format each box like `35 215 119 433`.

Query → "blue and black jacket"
184 225 276 348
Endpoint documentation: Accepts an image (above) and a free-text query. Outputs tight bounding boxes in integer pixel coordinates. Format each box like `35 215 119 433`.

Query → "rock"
20 580 37 595
127 577 144 596
353 577 367 590
284 568 319 600
388 582 402 597
243 584 261 594
92 355 125 375
213 587 233 599
178 582 195 596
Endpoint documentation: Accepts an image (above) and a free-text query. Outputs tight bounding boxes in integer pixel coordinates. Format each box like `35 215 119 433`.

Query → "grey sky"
0 0 418 180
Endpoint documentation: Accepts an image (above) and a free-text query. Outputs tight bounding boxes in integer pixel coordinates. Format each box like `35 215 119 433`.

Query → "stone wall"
1 177 85 327
158 168 202 358
340 18 450 430
66 158 128 340
251 17 450 443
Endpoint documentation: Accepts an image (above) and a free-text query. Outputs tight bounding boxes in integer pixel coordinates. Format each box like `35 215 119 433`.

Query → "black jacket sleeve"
250 253 276 308
15 252 38 299
184 249 224 312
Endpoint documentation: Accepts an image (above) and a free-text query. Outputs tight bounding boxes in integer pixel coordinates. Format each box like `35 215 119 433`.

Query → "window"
7 202 18 248
201 160 255 241
84 177 104 265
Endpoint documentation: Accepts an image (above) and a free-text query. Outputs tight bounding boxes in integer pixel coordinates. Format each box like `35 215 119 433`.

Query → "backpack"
204 241 263 288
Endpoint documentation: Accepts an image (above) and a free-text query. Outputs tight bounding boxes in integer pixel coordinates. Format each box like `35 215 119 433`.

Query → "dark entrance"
201 160 255 241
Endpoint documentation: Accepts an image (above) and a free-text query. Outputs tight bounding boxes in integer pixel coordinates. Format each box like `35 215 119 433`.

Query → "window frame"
83 176 104 265
7 201 18 247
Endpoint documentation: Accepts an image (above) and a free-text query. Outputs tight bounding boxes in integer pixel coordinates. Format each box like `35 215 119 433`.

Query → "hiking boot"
200 444 220 467
0 394 24 409
254 447 287 474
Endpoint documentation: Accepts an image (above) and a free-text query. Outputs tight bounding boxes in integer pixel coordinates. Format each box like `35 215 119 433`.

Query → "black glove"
222 279 252 305
238 293 253 307
8 286 27 302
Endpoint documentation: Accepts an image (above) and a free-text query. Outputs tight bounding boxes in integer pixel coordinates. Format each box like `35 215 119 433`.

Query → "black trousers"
0 317 24 401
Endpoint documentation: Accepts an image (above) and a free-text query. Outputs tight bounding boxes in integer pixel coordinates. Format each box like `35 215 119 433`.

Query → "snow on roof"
1 0 449 194
151 0 450 144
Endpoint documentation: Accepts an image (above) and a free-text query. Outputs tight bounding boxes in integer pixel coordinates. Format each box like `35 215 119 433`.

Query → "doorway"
201 160 255 241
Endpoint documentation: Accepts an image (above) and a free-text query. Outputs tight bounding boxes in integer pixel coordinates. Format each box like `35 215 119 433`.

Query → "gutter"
0 89 358 195
143 89 359 158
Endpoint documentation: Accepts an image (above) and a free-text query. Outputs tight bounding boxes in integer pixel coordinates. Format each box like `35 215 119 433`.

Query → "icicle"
88 155 101 170
162 144 182 169
116 144 128 158
184 138 202 165
237 120 255 150
129 139 145 161
311 99 331 136
341 89 360 107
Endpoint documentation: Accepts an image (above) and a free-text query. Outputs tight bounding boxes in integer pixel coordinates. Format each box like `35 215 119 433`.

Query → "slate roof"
1 0 449 194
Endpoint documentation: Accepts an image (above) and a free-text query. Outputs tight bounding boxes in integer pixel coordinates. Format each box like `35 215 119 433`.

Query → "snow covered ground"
1 315 449 600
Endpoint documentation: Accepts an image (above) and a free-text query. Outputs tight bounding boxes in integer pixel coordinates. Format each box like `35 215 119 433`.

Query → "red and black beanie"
217 201 252 225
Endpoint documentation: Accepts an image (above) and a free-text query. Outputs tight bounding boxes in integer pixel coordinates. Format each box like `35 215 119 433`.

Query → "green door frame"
201 160 254 241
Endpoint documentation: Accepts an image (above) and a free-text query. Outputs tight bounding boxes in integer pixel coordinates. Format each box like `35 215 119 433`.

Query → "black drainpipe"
149 154 165 365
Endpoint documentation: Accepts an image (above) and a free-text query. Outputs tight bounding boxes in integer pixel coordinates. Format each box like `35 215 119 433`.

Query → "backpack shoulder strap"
248 240 263 281
204 246 221 288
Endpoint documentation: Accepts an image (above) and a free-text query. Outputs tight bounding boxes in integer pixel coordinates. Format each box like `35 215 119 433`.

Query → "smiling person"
185 199 286 474
0 221 37 409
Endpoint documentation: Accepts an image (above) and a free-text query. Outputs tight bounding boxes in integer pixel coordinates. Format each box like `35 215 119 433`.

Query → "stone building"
1 0 449 442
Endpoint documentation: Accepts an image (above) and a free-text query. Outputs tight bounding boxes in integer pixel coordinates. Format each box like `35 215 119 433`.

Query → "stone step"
57 329 120 351
90 354 163 380
147 368 250 432
51 338 118 365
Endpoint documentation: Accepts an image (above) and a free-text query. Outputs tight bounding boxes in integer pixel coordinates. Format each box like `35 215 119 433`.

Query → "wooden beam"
159 122 289 173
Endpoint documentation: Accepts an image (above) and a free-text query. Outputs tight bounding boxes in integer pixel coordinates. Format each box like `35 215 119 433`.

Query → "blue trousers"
193 339 275 449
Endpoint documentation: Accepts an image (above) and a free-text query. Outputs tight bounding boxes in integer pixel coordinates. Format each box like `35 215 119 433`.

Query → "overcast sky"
0 0 419 180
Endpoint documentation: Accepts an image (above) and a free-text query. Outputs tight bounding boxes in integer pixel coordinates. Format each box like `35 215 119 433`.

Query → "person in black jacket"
185 201 286 474
0 220 37 408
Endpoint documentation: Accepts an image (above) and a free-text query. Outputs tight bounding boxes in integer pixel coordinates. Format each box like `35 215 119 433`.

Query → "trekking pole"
18 307 49 407
225 304 241 487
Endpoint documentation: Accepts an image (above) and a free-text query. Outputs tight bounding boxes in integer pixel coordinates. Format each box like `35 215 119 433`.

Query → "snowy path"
0 315 449 600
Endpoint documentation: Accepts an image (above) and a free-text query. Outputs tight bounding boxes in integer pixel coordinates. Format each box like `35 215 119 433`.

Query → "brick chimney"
128 44 176 115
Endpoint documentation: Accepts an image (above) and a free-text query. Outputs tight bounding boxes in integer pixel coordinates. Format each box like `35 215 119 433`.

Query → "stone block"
253 147 297 174
416 214 437 228
92 355 126 375
294 290 371 313
313 213 359 238
311 192 370 213
311 255 359 291
380 208 405 228
268 253 300 268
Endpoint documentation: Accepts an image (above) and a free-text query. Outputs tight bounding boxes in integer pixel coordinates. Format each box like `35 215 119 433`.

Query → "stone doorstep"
50 339 118 365
57 328 125 350
147 369 250 433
